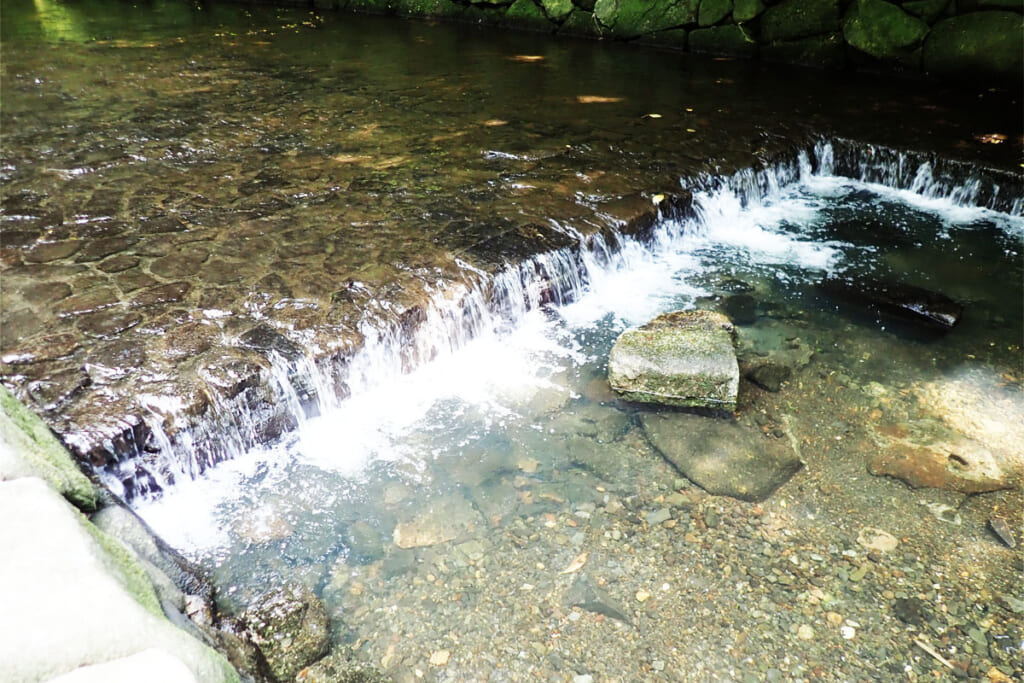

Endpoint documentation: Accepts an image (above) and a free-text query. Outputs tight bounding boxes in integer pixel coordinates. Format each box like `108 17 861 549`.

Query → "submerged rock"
241 582 329 683
745 361 792 392
641 412 802 501
608 310 739 410
867 428 1012 494
818 273 963 330
392 494 482 548
564 573 632 624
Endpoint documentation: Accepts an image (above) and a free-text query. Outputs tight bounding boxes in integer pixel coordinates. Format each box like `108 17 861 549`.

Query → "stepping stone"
608 310 739 410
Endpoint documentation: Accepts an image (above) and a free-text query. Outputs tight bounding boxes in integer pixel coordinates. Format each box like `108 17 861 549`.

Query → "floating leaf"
976 133 1007 144
511 55 545 63
577 95 624 104
482 119 508 127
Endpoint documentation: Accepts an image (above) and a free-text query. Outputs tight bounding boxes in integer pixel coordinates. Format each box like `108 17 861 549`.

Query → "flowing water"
3 2 1023 681
137 148 1024 681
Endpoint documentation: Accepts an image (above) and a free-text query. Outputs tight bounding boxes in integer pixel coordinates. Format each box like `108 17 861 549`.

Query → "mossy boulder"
843 0 929 60
732 0 765 22
501 0 557 27
242 582 329 683
759 0 841 42
540 0 575 21
396 0 466 18
922 11 1024 84
688 24 759 56
0 385 98 511
608 310 739 410
504 0 556 27
559 8 604 35
699 0 733 26
594 0 699 37
636 27 689 47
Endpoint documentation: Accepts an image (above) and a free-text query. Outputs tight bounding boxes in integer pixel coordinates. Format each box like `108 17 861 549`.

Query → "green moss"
698 0 732 26
843 0 928 60
0 386 98 512
758 0 840 42
83 516 165 619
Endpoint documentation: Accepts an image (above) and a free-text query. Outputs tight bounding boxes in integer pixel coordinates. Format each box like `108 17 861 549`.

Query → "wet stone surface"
2 6 1020 481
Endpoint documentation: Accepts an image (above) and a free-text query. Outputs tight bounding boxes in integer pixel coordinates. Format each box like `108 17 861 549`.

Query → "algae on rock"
0 385 98 512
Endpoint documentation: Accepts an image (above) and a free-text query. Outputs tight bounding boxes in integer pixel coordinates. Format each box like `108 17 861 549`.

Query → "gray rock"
988 517 1016 549
641 412 802 502
565 574 632 624
241 582 329 683
608 310 739 410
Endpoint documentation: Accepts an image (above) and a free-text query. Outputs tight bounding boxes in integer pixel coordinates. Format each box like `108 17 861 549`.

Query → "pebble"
840 625 856 640
429 650 450 666
797 624 815 640
635 589 651 603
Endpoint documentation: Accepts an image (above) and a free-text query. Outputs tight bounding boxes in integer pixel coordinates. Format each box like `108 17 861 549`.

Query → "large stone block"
922 11 1024 84
0 478 238 682
608 310 739 410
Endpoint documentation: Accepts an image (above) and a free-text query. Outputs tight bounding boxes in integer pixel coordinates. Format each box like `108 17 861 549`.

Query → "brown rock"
1 332 82 364
76 309 143 340
75 236 138 262
131 281 191 307
23 240 81 263
98 253 141 273
54 287 121 318
19 281 73 307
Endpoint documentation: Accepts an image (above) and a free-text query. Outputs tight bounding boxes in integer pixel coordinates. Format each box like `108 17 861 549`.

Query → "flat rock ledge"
608 310 739 410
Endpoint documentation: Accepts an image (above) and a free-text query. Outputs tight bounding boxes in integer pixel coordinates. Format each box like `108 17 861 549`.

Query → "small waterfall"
94 138 1022 501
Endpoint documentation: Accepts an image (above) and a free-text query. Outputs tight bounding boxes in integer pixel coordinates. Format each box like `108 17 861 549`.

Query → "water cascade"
99 138 1023 503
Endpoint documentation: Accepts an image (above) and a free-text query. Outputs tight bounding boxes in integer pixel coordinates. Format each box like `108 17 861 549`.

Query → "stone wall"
290 0 1023 85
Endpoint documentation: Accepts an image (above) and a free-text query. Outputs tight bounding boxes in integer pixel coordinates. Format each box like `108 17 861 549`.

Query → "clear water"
137 161 1023 677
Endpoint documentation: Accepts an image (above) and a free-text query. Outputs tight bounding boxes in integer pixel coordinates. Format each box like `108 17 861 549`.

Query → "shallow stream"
2 2 1023 681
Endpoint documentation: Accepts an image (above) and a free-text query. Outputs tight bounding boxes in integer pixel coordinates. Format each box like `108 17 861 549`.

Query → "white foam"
135 160 1022 554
